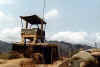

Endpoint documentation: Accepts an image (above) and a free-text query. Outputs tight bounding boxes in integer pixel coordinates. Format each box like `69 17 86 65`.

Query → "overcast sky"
0 0 100 46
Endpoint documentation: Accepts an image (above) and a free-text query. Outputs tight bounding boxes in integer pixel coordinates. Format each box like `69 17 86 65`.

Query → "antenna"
43 0 46 42
43 0 46 20
43 0 47 30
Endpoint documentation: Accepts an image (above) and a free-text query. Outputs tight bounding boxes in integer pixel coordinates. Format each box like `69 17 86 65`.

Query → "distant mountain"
0 40 92 56
0 40 12 53
48 41 92 57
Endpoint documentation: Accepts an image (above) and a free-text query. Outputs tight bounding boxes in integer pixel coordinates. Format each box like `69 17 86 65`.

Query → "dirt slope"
0 58 69 67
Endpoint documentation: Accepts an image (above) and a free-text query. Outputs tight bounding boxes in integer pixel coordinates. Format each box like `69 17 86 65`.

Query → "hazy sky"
0 0 100 46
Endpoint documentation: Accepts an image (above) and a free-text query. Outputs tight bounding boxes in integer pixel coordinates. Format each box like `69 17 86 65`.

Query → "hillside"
0 40 92 55
0 41 12 53
48 41 92 57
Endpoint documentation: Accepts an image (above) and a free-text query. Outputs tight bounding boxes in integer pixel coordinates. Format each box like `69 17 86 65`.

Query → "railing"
21 28 38 35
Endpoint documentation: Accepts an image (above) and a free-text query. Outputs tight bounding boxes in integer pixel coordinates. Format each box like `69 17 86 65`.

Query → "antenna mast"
43 0 46 20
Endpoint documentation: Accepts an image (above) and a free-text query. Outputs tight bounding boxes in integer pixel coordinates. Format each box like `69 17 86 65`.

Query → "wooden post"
40 20 44 42
26 22 28 29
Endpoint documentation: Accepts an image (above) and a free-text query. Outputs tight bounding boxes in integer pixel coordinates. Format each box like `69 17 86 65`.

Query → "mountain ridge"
0 40 92 55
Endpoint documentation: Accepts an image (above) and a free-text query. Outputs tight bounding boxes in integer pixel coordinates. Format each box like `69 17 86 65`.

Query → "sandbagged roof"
20 15 46 24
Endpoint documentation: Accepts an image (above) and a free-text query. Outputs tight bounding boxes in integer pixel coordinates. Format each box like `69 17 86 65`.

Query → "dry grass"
0 53 10 59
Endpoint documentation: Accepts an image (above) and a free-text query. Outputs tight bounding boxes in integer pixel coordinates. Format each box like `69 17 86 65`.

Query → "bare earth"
0 58 32 67
0 58 69 67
